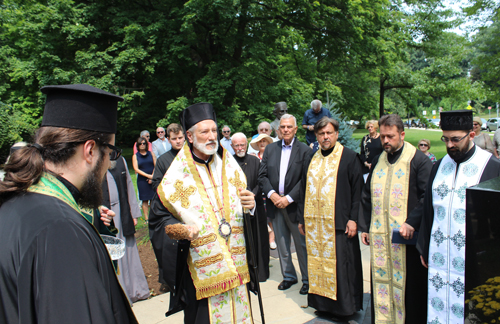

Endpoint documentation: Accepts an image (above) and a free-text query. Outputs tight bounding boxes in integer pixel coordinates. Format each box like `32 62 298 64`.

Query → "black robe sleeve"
405 150 433 229
360 154 380 233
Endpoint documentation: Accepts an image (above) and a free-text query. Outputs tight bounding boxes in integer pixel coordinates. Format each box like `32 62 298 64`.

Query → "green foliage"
326 102 360 151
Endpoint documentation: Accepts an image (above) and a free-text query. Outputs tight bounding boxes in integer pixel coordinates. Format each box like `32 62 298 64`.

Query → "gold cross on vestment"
229 171 246 192
169 180 196 209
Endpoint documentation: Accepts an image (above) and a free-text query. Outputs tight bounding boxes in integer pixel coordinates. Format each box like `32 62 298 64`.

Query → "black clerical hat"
40 84 123 133
440 110 472 131
179 102 217 131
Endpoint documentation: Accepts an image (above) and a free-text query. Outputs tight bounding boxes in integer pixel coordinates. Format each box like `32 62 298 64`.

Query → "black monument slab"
465 176 500 323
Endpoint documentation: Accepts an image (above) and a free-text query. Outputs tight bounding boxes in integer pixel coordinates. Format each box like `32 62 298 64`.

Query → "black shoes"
299 284 309 295
278 279 298 290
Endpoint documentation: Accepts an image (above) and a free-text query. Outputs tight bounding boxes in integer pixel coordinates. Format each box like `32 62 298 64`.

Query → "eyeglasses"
97 139 122 161
473 123 480 127
139 142 147 145
233 144 246 149
441 132 470 144
419 143 429 147
259 128 269 132
157 131 164 134
222 131 230 133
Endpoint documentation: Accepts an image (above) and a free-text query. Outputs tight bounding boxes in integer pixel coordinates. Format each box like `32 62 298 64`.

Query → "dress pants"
272 208 308 284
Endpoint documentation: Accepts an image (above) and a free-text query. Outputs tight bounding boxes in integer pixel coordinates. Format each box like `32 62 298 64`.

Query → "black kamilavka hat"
179 102 223 156
40 84 123 133
440 110 473 131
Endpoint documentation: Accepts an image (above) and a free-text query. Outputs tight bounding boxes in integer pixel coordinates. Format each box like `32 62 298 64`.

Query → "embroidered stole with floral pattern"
158 144 253 323
370 142 416 324
427 147 490 324
304 143 343 300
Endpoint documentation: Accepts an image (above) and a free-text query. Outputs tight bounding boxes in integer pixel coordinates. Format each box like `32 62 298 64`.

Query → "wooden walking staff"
236 185 266 324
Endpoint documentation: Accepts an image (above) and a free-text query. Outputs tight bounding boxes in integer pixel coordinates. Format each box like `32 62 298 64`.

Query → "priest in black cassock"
149 103 257 324
149 122 184 287
0 84 137 323
360 114 432 324
231 132 270 282
298 116 364 319
417 110 500 324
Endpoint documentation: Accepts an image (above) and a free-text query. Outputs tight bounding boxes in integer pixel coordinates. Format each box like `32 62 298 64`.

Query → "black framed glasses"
222 131 230 133
441 132 470 144
157 130 164 134
97 139 122 161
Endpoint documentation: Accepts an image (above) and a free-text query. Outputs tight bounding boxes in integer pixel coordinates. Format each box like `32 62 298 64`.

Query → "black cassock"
148 151 259 324
417 145 500 298
0 179 136 324
233 153 270 282
299 145 364 317
360 144 433 324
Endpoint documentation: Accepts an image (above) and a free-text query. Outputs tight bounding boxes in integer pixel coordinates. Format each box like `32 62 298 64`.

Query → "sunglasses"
157 131 165 134
441 132 470 144
419 143 429 147
139 142 147 145
473 123 480 127
222 131 230 133
97 139 122 161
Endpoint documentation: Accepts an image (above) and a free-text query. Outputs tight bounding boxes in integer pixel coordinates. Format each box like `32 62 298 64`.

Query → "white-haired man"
220 125 235 155
248 121 274 155
258 114 311 294
149 103 257 324
232 132 270 282
302 99 332 145
152 126 171 157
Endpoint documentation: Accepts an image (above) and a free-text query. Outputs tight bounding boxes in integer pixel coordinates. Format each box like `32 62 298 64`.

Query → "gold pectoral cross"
169 180 196 209
229 171 246 191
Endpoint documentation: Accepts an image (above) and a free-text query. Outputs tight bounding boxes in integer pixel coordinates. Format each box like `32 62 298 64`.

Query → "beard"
447 139 470 161
78 155 106 209
193 136 218 155
235 150 246 158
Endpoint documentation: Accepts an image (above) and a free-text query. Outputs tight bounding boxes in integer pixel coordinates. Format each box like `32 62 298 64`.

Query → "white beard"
235 151 246 158
193 136 218 155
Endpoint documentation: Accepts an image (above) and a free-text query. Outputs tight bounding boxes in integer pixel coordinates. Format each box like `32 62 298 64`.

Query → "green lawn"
353 128 450 160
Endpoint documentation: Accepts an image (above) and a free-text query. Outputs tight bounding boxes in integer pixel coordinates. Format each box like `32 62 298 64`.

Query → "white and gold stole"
370 142 416 324
304 143 343 300
158 143 253 323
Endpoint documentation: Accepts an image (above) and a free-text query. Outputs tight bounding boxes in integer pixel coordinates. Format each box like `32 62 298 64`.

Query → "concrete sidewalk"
132 237 371 324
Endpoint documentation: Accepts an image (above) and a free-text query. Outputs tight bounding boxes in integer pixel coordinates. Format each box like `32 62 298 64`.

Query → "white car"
487 118 500 132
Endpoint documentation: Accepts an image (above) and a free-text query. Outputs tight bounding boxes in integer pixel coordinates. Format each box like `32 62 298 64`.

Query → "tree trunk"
379 77 386 117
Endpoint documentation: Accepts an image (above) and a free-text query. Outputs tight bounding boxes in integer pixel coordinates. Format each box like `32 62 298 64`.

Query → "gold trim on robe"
304 143 344 300
370 142 416 324
157 143 250 301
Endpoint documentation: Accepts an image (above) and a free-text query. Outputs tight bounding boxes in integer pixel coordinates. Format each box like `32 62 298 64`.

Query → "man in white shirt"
220 125 235 154
152 127 171 157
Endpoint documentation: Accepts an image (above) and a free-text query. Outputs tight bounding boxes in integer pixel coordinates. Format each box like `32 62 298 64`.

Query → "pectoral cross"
169 180 196 209
229 171 246 191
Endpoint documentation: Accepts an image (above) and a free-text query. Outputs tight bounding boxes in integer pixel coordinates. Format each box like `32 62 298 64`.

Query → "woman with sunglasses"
472 116 497 156
418 139 436 164
132 136 156 223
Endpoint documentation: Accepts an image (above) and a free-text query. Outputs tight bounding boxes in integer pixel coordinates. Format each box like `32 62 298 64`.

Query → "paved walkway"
132 237 371 324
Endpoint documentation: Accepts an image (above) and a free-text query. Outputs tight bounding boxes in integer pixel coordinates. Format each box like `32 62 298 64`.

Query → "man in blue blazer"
258 114 311 294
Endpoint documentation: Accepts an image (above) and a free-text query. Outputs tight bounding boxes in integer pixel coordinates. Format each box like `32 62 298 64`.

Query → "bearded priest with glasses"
417 109 500 324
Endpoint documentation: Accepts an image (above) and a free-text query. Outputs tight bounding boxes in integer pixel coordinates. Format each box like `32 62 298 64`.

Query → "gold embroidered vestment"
304 143 344 300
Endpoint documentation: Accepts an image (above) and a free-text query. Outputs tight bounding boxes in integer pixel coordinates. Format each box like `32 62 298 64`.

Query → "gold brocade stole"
304 143 343 300
157 143 250 300
370 142 416 324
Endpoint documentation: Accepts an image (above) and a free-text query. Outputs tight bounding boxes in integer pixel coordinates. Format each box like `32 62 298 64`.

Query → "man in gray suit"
152 126 171 157
258 114 311 294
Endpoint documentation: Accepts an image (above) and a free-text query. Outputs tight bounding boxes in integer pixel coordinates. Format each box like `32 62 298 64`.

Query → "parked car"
487 118 500 132
481 118 487 130
428 118 440 128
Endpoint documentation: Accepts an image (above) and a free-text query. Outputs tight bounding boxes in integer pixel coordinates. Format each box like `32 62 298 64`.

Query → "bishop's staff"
239 188 266 324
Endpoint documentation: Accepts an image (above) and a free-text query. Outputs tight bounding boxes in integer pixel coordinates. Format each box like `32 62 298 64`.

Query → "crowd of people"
0 85 498 324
